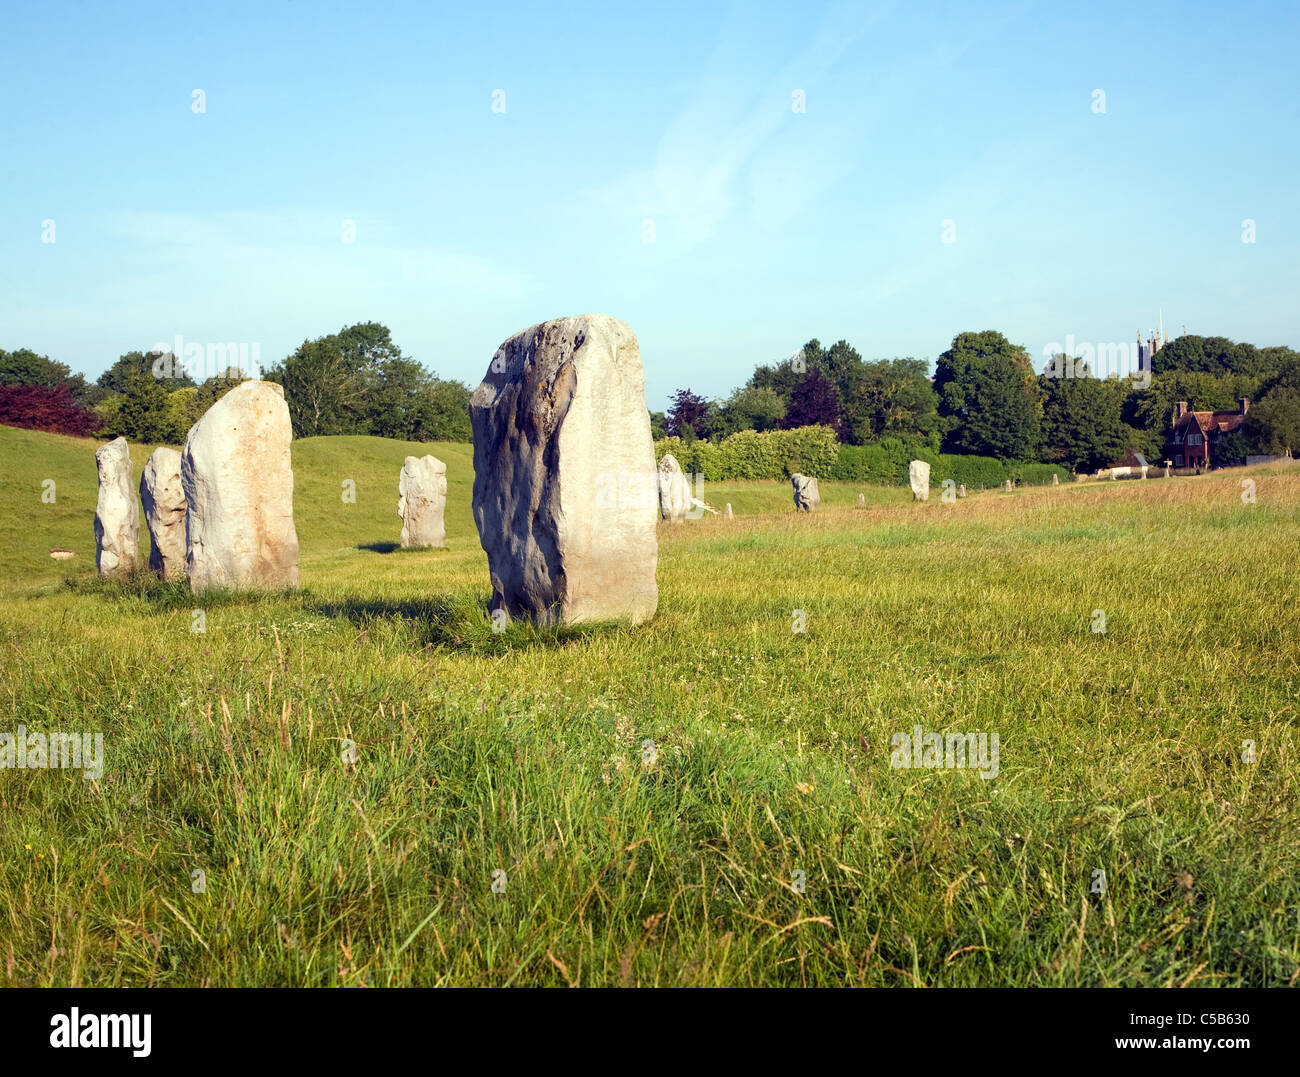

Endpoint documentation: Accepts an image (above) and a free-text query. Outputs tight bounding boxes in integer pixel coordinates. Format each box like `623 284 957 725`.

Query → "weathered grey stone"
94 437 139 579
140 446 187 580
791 473 820 512
723 503 733 520
182 381 299 592
398 455 447 548
958 483 967 498
856 493 865 508
1004 479 1014 492
658 453 689 523
469 313 658 626
1051 472 1059 486
909 460 930 501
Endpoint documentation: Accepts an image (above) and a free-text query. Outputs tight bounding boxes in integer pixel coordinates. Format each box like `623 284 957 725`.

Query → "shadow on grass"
65 572 303 613
356 541 449 554
310 594 626 652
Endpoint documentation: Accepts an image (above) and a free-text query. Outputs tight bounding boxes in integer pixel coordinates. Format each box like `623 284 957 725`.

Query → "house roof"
1173 409 1247 436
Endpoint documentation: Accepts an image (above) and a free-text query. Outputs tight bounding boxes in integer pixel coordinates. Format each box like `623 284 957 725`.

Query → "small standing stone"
1004 479 1014 492
908 460 930 501
140 446 187 580
723 503 733 520
791 473 820 512
958 484 967 498
856 493 865 508
94 436 139 579
1052 472 1059 486
658 454 689 523
398 455 447 547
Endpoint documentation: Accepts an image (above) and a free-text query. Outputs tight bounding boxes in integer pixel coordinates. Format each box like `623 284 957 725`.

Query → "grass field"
0 424 1297 986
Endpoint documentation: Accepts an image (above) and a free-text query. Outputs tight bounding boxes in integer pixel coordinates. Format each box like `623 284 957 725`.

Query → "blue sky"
2 0 1297 409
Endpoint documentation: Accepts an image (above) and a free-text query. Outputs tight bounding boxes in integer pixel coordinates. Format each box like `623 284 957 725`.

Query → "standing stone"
398 455 447 547
1052 472 1059 486
723 503 733 520
908 460 930 501
1164 460 1172 478
856 493 865 508
1004 479 1014 492
469 313 657 626
182 381 299 593
140 446 186 580
1141 465 1149 480
791 473 820 512
657 453 689 523
94 437 139 579
958 484 967 498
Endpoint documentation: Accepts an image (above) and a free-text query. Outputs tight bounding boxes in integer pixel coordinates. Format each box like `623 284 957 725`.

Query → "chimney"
1177 400 1188 418
1241 397 1249 414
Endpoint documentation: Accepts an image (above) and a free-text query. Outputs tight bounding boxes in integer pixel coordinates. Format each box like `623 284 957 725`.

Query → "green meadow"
0 423 1296 986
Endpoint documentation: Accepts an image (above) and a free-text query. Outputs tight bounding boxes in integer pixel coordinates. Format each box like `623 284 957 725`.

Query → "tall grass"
0 425 1296 985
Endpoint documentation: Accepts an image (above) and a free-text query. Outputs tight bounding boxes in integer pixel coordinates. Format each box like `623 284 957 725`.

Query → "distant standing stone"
856 493 865 508
140 446 187 580
398 455 447 547
658 453 689 523
94 436 139 579
469 313 658 626
1052 472 1059 486
958 484 967 498
791 473 820 512
908 460 930 501
1004 479 1014 492
723 503 733 520
182 381 300 592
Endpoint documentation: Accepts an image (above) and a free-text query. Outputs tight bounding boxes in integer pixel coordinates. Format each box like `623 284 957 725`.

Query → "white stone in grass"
140 446 187 580
469 313 658 626
657 453 689 523
182 381 300 592
398 455 447 548
791 473 820 512
908 460 930 501
94 436 139 579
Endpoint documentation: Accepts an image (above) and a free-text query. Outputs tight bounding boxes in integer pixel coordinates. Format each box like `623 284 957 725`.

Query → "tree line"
657 331 1300 472
0 322 473 445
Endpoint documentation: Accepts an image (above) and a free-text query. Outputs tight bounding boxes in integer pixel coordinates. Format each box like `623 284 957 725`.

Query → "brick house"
1167 399 1249 469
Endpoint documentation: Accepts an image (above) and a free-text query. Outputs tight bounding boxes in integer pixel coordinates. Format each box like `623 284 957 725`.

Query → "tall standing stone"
791 473 820 512
182 381 299 593
908 460 930 501
657 453 689 523
94 437 139 579
140 446 186 580
723 503 733 520
469 313 658 626
398 455 447 548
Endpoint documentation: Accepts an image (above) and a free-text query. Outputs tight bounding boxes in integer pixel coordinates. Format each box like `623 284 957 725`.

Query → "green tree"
1040 369 1130 471
1246 388 1300 456
710 385 786 436
934 331 1042 460
843 358 940 445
